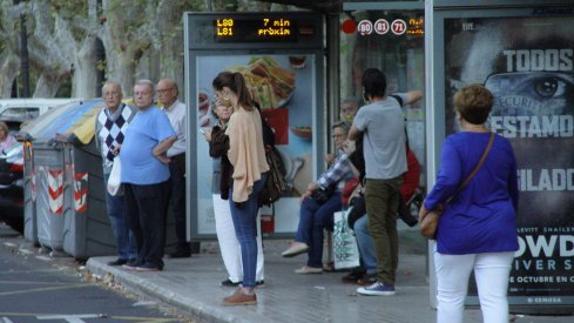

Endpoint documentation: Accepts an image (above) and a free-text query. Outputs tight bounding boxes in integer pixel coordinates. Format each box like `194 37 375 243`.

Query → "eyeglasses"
157 88 174 94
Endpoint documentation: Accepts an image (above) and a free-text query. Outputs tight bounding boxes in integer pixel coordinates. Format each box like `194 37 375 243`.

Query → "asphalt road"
0 224 190 323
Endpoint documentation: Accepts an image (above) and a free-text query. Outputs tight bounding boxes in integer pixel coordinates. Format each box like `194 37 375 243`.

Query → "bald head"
157 79 179 108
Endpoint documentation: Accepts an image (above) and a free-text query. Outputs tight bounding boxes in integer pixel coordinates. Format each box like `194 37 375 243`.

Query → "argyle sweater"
95 103 136 175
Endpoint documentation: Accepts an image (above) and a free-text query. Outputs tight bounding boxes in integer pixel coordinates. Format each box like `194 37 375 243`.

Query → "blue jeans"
229 173 267 288
295 193 341 268
105 191 136 260
353 215 377 275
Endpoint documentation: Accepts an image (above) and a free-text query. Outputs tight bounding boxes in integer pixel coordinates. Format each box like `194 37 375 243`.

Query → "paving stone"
86 235 571 323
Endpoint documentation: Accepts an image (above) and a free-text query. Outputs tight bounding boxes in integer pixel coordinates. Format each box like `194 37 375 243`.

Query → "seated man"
281 121 357 274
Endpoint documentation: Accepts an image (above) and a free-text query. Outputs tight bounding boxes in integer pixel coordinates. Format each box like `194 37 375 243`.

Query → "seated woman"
0 121 17 154
281 121 357 274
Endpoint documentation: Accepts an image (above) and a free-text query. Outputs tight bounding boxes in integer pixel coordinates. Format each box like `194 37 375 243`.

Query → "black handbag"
311 185 336 204
347 195 366 229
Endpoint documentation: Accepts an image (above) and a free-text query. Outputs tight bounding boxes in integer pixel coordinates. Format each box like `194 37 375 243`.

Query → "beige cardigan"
225 108 270 202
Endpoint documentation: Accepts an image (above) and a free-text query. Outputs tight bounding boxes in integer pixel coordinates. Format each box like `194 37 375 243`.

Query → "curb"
86 258 250 323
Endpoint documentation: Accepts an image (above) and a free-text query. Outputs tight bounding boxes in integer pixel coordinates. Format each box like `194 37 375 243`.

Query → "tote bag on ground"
333 207 360 270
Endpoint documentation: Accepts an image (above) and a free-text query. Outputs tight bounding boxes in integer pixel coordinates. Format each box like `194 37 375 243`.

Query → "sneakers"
356 281 396 296
107 258 129 266
281 242 309 257
223 288 257 306
294 266 323 274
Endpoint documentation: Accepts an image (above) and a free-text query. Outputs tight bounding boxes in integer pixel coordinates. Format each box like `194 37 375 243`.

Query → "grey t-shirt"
353 95 407 180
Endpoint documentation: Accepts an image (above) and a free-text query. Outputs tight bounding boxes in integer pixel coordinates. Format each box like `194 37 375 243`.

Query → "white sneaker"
294 266 323 274
281 242 309 257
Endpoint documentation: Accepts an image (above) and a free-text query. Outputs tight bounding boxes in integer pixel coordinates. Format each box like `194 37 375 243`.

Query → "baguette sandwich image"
228 56 296 110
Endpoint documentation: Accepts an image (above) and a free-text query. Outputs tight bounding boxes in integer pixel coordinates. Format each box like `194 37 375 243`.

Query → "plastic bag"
107 157 121 196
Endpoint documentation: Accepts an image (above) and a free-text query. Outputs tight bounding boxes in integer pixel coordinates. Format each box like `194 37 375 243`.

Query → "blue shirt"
120 106 175 185
425 132 519 254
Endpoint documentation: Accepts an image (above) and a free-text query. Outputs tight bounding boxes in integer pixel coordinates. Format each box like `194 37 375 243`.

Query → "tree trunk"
135 48 160 83
33 72 66 97
0 53 20 98
105 51 137 96
72 36 99 98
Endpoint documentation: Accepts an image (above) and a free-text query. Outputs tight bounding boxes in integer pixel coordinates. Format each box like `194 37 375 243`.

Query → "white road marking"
36 314 101 322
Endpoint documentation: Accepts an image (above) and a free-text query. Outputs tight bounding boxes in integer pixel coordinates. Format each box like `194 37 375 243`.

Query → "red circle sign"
357 20 373 35
341 19 357 34
391 19 407 35
374 19 390 35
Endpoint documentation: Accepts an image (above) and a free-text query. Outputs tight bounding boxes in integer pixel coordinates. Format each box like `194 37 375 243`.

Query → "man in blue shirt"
120 79 176 271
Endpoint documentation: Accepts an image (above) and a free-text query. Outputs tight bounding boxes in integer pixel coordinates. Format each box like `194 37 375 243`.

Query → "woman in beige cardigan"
212 71 269 306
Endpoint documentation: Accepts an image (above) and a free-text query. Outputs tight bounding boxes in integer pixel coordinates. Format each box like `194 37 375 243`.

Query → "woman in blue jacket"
421 84 519 323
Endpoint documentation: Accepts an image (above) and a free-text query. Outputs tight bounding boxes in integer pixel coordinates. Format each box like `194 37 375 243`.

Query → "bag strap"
447 132 495 203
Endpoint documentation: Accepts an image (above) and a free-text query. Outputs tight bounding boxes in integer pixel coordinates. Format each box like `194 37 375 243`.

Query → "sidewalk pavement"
86 230 568 323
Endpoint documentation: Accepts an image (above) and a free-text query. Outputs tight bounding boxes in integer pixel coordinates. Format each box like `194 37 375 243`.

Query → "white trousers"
434 251 514 323
212 194 264 283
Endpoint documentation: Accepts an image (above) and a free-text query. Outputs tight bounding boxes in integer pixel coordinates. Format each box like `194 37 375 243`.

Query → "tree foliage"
0 0 313 98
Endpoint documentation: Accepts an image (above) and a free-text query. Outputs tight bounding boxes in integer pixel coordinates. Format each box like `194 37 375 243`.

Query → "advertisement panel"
444 15 574 306
194 54 316 235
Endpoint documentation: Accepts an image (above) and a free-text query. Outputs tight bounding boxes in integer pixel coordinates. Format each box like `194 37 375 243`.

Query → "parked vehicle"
0 98 79 131
0 143 24 233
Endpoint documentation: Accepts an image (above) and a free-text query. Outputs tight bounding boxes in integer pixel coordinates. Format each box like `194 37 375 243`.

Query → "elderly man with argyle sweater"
95 81 137 266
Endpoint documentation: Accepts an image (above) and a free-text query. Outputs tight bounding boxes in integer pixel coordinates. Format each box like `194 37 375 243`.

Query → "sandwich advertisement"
195 54 316 235
443 15 574 305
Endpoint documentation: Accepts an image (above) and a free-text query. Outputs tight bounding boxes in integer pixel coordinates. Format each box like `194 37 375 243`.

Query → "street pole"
14 0 30 97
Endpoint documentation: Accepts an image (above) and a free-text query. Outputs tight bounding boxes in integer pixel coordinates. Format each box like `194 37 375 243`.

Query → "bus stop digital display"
214 17 298 42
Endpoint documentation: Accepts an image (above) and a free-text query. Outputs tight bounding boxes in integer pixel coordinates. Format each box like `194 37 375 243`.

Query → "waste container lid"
21 99 104 143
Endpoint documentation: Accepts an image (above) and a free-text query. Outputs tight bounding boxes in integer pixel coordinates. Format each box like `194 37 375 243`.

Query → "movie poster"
194 54 316 235
444 15 574 304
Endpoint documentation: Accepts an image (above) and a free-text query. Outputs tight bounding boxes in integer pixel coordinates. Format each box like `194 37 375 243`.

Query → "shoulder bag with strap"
419 132 495 239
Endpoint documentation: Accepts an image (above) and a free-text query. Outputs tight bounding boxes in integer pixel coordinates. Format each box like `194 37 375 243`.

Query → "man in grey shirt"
348 68 422 296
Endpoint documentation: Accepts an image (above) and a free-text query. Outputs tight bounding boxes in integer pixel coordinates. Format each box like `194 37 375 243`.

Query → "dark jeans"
229 173 267 288
124 180 171 269
168 154 190 253
105 191 136 261
295 193 341 268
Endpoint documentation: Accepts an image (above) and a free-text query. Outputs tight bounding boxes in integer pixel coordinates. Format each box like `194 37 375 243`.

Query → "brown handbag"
419 132 495 239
